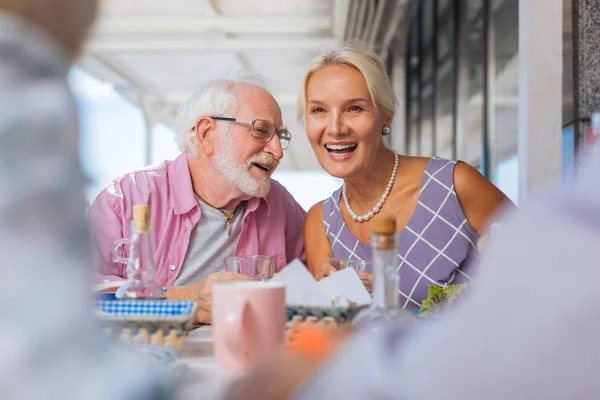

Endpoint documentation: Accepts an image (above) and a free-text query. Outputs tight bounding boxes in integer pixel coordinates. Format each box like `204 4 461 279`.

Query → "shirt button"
169 264 176 271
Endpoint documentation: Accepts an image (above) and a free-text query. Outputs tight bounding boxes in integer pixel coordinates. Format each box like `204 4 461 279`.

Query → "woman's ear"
384 113 394 127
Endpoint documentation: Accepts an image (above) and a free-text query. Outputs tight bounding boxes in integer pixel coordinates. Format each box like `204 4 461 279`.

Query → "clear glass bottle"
112 204 166 299
352 215 412 332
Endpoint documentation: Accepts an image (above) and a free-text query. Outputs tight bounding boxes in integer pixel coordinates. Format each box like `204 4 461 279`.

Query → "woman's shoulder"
398 155 458 182
399 155 451 172
307 186 344 227
320 185 343 210
306 200 326 229
307 200 324 218
400 155 431 166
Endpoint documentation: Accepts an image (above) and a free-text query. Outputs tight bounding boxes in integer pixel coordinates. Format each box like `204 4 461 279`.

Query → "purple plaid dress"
322 157 479 311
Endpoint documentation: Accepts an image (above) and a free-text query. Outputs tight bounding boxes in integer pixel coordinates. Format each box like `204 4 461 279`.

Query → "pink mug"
212 281 286 370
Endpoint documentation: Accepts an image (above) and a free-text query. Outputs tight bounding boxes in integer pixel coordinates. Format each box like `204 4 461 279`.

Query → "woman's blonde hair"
297 43 398 123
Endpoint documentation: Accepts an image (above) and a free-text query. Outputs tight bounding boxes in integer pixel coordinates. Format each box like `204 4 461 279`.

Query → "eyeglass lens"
252 120 290 149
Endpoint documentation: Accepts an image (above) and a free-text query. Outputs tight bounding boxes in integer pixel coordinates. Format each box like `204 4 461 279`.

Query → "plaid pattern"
96 300 196 317
323 157 479 311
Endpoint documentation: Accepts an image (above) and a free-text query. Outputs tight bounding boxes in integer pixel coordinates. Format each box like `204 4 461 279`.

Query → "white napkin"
271 259 330 306
271 259 372 307
318 267 372 306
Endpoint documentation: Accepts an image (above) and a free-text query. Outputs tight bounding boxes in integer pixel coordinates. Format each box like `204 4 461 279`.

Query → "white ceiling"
80 0 349 171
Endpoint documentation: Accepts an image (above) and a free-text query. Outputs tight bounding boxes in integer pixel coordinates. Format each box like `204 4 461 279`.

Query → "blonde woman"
300 44 511 310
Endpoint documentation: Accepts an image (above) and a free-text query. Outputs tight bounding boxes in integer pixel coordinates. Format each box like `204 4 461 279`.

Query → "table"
179 326 218 371
174 326 241 399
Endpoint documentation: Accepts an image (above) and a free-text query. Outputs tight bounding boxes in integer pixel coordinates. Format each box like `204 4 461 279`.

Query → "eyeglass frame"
191 116 291 150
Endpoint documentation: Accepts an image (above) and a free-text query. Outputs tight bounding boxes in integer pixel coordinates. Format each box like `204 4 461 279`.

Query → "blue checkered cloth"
96 300 196 317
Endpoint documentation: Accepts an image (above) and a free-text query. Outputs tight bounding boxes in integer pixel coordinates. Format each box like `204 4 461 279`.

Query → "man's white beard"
213 131 273 198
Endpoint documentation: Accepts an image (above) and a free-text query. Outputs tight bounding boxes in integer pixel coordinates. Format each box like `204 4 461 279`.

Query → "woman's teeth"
325 144 357 154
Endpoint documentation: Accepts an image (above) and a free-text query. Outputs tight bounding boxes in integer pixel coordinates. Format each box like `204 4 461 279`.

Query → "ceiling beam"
93 15 332 35
164 93 298 106
86 38 338 53
84 53 164 98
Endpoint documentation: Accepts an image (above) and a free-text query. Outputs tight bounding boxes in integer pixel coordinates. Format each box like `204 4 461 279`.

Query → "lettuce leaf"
419 283 468 317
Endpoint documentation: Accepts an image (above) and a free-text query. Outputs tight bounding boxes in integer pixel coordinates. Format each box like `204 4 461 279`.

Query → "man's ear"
194 117 217 155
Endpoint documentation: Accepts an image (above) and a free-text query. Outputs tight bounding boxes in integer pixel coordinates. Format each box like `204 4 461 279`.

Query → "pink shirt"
89 153 306 286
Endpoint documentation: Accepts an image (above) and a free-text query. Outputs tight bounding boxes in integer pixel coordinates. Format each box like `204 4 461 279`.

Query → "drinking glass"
224 256 275 281
330 258 373 293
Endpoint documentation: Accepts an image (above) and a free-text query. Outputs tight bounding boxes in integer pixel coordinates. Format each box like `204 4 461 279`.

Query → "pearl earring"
382 126 391 135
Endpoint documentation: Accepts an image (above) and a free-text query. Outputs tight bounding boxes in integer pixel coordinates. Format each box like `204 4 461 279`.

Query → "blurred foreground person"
0 1 171 399
225 153 600 399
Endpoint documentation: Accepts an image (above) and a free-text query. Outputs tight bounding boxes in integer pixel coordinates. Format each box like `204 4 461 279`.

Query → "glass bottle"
112 204 166 299
352 215 412 332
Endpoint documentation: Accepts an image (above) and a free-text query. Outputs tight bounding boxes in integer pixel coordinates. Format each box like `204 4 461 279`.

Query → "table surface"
174 326 241 400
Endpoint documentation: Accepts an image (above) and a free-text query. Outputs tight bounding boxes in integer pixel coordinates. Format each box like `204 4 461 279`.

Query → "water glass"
224 256 275 281
330 258 373 293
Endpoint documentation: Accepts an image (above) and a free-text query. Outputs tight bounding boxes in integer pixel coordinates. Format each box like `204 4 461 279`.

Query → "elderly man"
89 79 306 323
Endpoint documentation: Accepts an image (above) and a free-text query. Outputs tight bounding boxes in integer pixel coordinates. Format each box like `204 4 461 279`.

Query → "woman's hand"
315 260 337 280
355 270 373 281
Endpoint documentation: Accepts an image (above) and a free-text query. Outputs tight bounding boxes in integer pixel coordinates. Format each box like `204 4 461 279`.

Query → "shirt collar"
168 153 197 215
168 152 272 216
0 12 70 78
246 196 271 217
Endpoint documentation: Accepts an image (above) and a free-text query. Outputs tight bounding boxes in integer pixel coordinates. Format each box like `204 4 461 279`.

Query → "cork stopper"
133 204 150 221
371 215 396 235
132 205 150 233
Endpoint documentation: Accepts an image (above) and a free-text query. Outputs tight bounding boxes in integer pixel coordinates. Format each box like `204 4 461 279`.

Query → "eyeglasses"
192 117 291 150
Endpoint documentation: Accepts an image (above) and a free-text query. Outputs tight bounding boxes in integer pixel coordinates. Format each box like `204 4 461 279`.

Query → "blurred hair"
173 75 269 154
0 0 99 59
297 42 398 123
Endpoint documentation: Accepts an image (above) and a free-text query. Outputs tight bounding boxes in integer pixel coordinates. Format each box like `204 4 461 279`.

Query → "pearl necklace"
343 152 399 222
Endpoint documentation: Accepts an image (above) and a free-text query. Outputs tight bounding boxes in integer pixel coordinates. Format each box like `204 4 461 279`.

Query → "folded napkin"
272 259 371 307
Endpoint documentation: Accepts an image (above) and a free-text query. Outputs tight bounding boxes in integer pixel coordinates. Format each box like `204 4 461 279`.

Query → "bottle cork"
132 204 150 233
371 215 396 235
133 204 150 221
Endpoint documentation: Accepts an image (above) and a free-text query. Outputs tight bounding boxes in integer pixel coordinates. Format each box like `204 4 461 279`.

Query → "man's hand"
166 271 252 324
193 272 254 324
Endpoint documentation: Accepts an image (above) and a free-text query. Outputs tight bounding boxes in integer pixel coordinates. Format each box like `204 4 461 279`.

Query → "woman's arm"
304 201 334 278
453 161 515 235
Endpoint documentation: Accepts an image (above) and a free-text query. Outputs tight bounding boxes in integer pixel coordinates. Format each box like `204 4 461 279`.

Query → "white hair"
213 128 273 198
173 75 269 154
